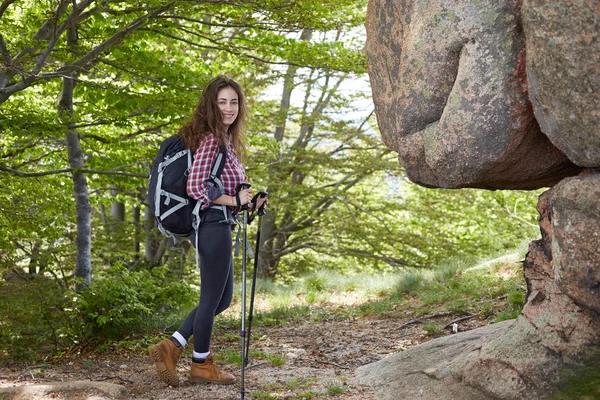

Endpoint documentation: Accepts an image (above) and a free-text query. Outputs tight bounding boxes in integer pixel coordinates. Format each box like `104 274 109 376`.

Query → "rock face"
522 0 600 167
460 173 600 398
365 0 582 189
544 170 600 314
356 321 514 400
356 172 600 399
363 0 600 398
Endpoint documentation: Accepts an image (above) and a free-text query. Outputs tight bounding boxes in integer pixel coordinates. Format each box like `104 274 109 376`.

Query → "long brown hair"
179 76 247 157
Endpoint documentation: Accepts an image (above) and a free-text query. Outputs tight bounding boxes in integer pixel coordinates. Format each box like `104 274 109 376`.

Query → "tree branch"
0 137 45 159
97 58 203 91
30 0 94 75
0 1 174 105
143 27 305 68
0 165 146 178
273 242 318 259
0 33 11 64
58 2 175 75
156 14 293 32
11 150 63 170
0 0 17 20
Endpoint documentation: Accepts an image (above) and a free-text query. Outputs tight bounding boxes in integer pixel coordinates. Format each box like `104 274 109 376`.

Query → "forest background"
0 0 541 362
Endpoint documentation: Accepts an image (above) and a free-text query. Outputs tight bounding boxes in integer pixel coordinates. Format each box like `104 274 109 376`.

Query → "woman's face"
217 87 239 130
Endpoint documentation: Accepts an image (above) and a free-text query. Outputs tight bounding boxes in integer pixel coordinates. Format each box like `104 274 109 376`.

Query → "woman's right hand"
237 188 253 206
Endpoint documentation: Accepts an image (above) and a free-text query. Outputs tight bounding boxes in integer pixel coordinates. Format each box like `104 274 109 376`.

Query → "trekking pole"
245 192 268 367
237 183 251 400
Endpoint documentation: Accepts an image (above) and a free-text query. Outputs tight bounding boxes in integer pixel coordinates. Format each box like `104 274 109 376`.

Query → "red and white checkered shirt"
187 132 247 210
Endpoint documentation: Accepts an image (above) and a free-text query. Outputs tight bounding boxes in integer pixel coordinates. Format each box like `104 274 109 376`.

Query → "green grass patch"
294 392 319 399
324 380 346 394
422 322 443 336
554 352 600 399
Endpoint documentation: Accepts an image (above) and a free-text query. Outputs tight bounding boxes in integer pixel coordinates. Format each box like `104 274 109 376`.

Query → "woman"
149 76 267 386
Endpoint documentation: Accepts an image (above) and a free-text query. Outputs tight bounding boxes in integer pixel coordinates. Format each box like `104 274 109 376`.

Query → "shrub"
0 265 197 361
77 265 196 339
0 277 78 361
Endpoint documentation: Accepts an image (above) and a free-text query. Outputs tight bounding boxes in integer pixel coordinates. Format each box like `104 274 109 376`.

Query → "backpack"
148 135 226 240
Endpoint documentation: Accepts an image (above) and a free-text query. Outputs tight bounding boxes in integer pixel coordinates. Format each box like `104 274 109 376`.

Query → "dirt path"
0 313 489 399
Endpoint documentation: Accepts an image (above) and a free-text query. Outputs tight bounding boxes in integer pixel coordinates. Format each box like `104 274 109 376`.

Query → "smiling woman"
149 76 268 387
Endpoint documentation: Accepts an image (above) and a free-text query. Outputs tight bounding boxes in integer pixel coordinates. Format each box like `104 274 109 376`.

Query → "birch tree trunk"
57 22 92 290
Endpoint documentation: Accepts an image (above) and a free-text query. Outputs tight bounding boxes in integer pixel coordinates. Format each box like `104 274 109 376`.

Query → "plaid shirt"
187 132 247 210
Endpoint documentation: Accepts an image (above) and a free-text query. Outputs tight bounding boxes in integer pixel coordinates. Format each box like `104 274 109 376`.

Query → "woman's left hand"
251 195 268 212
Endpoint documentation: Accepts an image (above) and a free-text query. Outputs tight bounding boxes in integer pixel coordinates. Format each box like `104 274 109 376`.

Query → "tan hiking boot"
149 338 183 387
189 353 236 385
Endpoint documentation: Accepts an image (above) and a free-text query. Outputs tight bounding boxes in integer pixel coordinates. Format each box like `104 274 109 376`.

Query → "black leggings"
177 211 234 353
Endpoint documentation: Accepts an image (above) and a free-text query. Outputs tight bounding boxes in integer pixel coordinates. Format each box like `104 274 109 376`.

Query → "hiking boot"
189 353 236 385
149 339 183 387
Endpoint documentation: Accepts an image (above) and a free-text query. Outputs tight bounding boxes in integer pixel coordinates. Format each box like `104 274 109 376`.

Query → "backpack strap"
191 143 228 220
208 144 227 192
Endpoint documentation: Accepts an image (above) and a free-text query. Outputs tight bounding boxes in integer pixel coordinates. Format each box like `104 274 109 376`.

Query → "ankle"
192 350 210 364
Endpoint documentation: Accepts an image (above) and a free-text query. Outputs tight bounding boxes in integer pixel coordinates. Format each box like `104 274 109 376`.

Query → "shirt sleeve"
187 134 221 210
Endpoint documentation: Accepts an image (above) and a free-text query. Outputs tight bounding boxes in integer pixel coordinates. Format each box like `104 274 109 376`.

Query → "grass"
554 351 600 399
422 321 443 336
215 252 527 331
324 380 346 394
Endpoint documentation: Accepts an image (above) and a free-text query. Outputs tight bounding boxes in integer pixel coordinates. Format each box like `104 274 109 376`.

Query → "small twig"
443 313 478 329
96 375 135 384
397 318 423 329
244 361 269 371
397 311 454 330
17 364 48 380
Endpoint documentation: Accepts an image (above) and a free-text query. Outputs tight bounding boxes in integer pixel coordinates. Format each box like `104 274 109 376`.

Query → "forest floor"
0 301 492 400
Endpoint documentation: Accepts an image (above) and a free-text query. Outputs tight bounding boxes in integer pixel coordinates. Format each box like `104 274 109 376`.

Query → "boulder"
364 0 600 397
546 170 600 313
365 0 581 189
522 0 600 167
0 380 127 399
358 175 600 398
355 321 514 400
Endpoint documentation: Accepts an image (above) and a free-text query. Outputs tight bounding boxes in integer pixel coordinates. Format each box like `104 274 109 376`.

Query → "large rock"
522 0 600 167
459 174 600 398
546 170 600 313
358 174 600 398
356 321 514 400
365 0 581 189
364 0 599 397
0 381 127 399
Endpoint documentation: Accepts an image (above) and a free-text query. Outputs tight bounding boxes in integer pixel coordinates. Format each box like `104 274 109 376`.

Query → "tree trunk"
109 189 125 222
257 29 312 278
133 205 140 266
58 23 92 290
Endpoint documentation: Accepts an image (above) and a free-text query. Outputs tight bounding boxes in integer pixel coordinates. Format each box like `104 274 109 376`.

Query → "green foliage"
0 277 77 361
265 353 286 367
392 271 424 297
495 287 526 322
359 254 527 320
77 265 196 338
0 265 195 360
